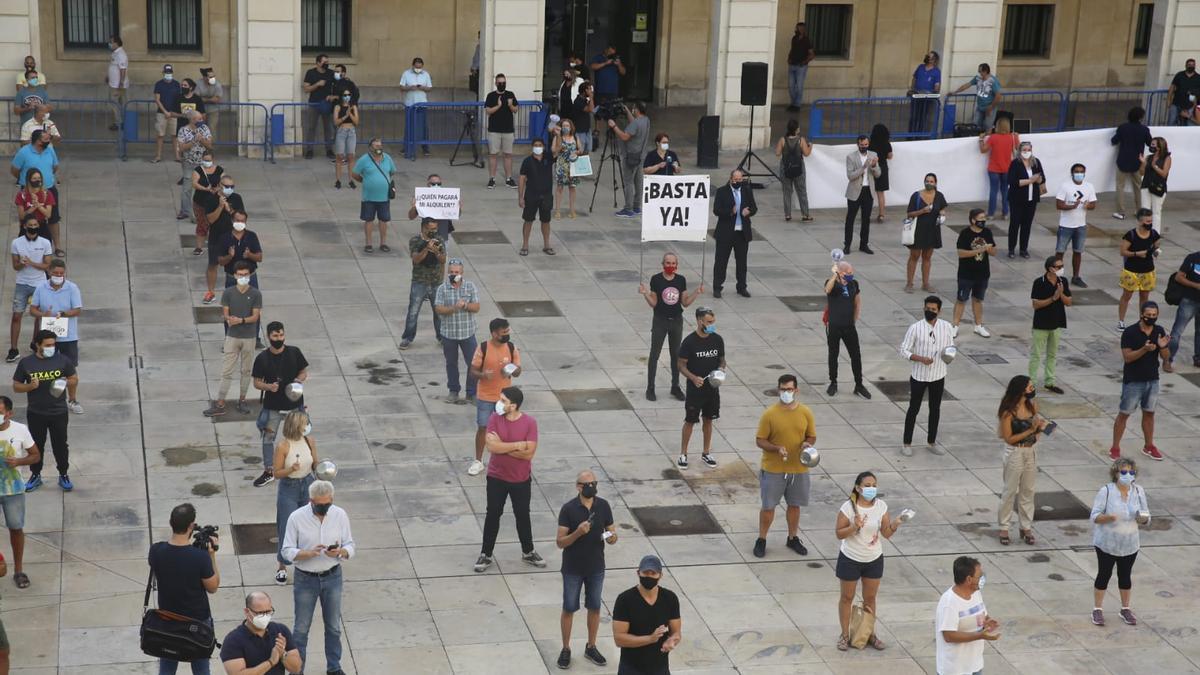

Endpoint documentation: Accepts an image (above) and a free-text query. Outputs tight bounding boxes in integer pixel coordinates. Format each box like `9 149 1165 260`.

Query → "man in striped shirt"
434 258 480 404
899 295 955 456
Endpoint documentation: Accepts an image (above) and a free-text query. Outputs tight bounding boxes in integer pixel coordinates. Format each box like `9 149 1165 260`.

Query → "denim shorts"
476 397 496 427
334 126 357 155
0 493 27 529
956 277 988 302
11 283 35 313
360 201 391 222
1055 226 1087 253
562 570 604 612
1119 379 1159 414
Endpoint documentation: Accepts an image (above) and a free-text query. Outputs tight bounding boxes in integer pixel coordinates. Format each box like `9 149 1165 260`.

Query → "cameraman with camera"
589 45 626 103
149 503 219 675
399 217 446 350
607 101 650 219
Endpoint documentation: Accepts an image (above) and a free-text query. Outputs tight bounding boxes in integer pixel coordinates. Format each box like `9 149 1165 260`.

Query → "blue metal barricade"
0 97 121 152
943 90 1065 133
270 101 406 161
1066 89 1170 129
808 97 941 141
404 101 546 160
121 99 270 160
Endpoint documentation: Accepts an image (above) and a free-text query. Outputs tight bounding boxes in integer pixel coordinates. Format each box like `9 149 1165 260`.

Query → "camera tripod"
589 126 626 212
450 110 484 168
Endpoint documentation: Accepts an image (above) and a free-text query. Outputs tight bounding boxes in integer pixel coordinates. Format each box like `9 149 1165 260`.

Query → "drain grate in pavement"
496 300 563 317
555 388 633 412
1179 373 1200 390
968 352 1009 365
452 230 510 245
593 270 641 283
778 295 828 313
1034 490 1091 521
230 523 279 555
871 379 957 402
631 505 723 537
1068 289 1118 306
193 306 224 324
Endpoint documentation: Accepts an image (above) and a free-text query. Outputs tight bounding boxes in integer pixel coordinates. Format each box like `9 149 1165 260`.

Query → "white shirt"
0 420 35 495
279 438 314 479
20 117 60 142
108 47 129 89
1055 179 1096 229
399 69 433 106
899 318 955 382
11 236 53 287
281 503 356 573
838 498 887 562
935 587 987 675
859 152 869 187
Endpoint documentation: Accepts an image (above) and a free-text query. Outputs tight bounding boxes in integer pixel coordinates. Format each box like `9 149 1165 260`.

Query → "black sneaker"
473 554 494 573
700 454 717 468
583 645 606 666
252 471 274 488
826 382 837 396
557 648 571 669
646 389 657 401
670 387 685 401
487 177 496 189
752 538 766 558
4 349 18 363
853 384 872 400
522 550 547 568
1045 384 1065 394
786 537 809 556
1071 276 1088 289
505 177 517 189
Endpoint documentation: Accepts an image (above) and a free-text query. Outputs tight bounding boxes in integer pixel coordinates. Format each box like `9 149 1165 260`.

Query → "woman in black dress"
868 124 893 221
904 172 948 292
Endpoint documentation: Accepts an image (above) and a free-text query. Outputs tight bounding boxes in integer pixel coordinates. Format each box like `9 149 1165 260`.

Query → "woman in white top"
273 409 318 585
1089 457 1149 627
833 471 903 651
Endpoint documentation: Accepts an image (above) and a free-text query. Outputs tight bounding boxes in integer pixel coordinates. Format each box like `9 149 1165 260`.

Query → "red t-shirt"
485 412 538 483
986 133 1018 174
14 189 55 223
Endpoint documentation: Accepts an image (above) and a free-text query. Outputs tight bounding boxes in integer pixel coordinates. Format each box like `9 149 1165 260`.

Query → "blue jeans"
987 171 1009 217
277 474 314 564
788 64 808 106
293 565 344 672
442 335 478 396
158 617 213 674
973 105 995 130
401 280 441 342
1169 296 1200 363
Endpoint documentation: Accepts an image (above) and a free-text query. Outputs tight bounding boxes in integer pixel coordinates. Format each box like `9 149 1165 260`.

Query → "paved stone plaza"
5 145 1200 674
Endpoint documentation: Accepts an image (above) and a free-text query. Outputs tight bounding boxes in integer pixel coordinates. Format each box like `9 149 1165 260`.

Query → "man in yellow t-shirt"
753 373 816 558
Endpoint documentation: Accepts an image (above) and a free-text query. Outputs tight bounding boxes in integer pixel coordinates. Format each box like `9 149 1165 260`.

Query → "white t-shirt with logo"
11 235 53 287
1055 179 1096 229
0 420 36 496
838 498 887 562
934 586 987 675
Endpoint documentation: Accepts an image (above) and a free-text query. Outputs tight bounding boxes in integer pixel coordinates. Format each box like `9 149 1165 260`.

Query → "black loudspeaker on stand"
734 62 778 183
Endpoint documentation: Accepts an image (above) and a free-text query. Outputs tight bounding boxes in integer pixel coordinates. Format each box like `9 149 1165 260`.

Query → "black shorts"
207 231 227 266
835 551 884 581
48 186 61 225
684 386 720 423
522 196 552 223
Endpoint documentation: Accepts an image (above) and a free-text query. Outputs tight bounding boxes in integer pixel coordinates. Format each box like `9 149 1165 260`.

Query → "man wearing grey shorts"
753 374 816 558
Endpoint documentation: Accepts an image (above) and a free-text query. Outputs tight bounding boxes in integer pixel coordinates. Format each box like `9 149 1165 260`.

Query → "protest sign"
640 175 710 242
415 187 461 220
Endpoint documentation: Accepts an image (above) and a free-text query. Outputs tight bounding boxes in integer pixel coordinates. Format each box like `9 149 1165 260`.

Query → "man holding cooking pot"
676 307 723 470
752 373 817 558
252 321 309 489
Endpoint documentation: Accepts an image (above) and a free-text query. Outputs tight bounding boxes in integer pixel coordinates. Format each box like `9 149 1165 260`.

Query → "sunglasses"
1119 469 1137 476
576 481 597 488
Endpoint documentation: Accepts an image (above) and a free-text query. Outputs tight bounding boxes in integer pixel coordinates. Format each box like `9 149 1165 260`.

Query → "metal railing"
809 96 942 141
403 101 547 160
944 90 1066 133
1066 89 1170 129
0 97 121 151
269 101 407 161
120 99 270 160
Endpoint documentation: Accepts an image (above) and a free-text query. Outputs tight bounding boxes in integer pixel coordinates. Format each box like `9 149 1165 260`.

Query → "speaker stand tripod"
450 110 484 168
589 127 626 213
734 105 779 184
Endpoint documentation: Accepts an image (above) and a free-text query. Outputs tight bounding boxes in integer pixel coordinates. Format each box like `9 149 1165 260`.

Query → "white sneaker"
467 460 486 476
1112 212 1125 220
1117 321 1126 332
974 325 991 338
951 325 959 338
67 399 84 414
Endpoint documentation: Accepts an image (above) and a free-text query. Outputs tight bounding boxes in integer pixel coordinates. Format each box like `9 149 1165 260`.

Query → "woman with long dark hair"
1139 136 1171 233
996 375 1047 545
774 118 812 221
868 124 892 221
904 172 947 292
834 470 903 651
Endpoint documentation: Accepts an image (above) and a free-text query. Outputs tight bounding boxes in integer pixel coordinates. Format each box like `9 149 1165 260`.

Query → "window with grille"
803 4 853 60
1133 3 1153 57
62 0 119 49
1002 4 1055 58
302 0 352 53
148 0 202 51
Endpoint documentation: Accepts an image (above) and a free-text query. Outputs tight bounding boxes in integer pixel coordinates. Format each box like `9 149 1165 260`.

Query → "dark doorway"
543 0 657 105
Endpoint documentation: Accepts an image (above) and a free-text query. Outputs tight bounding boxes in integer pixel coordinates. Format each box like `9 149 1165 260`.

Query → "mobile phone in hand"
327 542 340 551
1042 421 1057 436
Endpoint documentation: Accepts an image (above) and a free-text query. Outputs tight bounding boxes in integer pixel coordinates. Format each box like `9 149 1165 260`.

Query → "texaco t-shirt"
649 272 687 321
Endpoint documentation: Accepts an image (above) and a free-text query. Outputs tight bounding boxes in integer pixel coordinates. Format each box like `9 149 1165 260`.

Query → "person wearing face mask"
1138 136 1170 234
1089 458 1149 627
105 35 128 131
935 556 999 675
217 208 262 289
177 78 206 152
1117 208 1161 330
408 173 456 243
280 480 354 675
195 68 223 134
350 138 396 253
572 80 595 154
330 64 359 106
676 307 723 469
13 71 47 127
610 101 651 218
13 167 56 249
1054 162 1097 287
1029 256 1072 395
220 591 301 675
203 262 261 420
753 373 817 558
0 395 40 589
148 503 220 675
824 261 870 398
611 555 681 674
951 209 996 338
10 131 61 252
332 88 358 189
20 104 61 148
433 259 479 404
475 386 546 572
468 319 522 475
8 215 52 363
11 330 77 491
485 74 520 189
551 119 581 219
399 217 446 349
899 295 954 455
835 471 902 651
908 51 940 133
786 23 815 110
950 62 1002 130
152 64 182 163
640 252 703 401
554 469 617 669
1112 301 1172 461
1167 58 1199 127
775 119 812 221
642 132 680 178
399 59 433 155
996 375 1049 546
1005 140 1045 258
193 157 242 306
252 322 310 488
843 134 881 254
271 410 318 586
29 259 83 377
556 66 582 123
904 172 947 292
518 138 557 255
589 45 626 102
1110 106 1152 220
180 109 214 224
301 53 335 160
712 169 757 298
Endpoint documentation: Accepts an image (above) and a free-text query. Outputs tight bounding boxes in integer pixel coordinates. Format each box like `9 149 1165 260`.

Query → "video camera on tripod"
595 98 627 123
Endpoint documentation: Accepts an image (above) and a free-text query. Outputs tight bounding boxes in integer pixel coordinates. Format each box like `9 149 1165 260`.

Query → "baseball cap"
637 555 663 574
163 64 174 73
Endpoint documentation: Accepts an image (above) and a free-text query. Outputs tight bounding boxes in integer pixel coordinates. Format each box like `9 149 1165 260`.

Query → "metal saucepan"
940 346 957 365
706 369 726 388
50 378 67 398
314 460 337 481
799 446 820 468
285 382 304 402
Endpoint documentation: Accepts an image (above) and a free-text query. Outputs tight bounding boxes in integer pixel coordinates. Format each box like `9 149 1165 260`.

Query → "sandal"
568 210 577 219
875 214 884 222
1021 529 1036 545
836 634 849 651
192 247 203 256
543 247 556 256
553 210 562 220
867 634 885 650
519 248 529 256
999 532 1011 546
379 244 391 252
13 572 29 589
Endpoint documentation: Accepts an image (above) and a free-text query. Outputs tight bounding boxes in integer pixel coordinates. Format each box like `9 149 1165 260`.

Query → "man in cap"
612 555 681 674
152 64 181 163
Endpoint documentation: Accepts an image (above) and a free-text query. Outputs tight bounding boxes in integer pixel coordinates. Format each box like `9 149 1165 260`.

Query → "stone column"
707 0 779 152
239 0 301 158
0 0 38 144
479 0 545 102
1145 0 1200 94
931 0 1002 98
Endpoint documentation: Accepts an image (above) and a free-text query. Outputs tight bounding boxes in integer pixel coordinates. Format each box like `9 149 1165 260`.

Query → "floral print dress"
555 137 579 187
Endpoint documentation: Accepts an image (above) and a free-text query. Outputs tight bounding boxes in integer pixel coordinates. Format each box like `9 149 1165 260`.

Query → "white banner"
800 126 1200 210
414 187 461 220
640 175 710 242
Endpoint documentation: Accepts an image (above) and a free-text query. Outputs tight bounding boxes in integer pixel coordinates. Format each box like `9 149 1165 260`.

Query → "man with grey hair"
20 105 60 146
281 480 353 675
824 260 870 398
555 469 617 668
220 591 302 675
434 257 479 404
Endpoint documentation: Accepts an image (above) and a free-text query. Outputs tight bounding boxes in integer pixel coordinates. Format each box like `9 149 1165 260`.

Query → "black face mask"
497 334 511 344
639 575 659 590
496 83 506 92
1188 67 1196 74
312 502 332 516
1142 316 1157 326
924 310 938 322
1025 391 1036 400
24 229 38 238
269 338 285 349
29 181 41 188
580 484 597 499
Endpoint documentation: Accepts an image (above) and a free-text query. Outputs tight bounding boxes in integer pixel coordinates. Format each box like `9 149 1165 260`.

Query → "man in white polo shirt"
1054 162 1097 288
899 295 955 456
400 57 433 157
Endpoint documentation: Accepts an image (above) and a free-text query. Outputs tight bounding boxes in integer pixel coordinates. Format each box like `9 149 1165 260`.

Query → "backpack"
782 137 804 178
479 340 515 366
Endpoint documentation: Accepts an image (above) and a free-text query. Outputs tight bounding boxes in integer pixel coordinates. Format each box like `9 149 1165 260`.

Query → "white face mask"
202 160 214 168
163 73 173 81
235 275 250 287
494 400 507 416
414 67 423 74
250 613 272 630
42 346 55 357
334 72 343 80
303 423 312 436
233 221 246 232
532 146 544 156
779 390 795 405
50 275 65 286
660 143 670 151
208 77 216 85
222 186 234 196
1020 151 1032 159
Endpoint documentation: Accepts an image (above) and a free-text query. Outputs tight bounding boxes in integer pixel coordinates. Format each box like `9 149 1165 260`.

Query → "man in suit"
712 169 757 298
843 134 881 254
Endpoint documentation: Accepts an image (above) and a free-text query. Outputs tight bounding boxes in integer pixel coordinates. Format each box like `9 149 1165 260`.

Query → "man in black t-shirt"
301 53 334 159
484 74 519 189
676 307 724 470
197 174 247 306
824 261 870 398
639 252 703 401
612 555 681 675
518 138 555 256
221 591 301 675
1167 58 1199 126
554 469 616 669
251 322 309 487
952 209 997 338
1167 249 1200 366
1112 301 1172 461
149 503 219 673
12 330 77 491
1029 256 1072 394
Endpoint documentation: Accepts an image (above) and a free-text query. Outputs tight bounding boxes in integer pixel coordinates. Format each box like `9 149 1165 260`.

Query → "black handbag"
367 152 397 200
140 569 219 662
